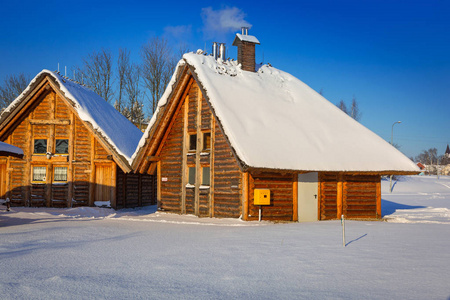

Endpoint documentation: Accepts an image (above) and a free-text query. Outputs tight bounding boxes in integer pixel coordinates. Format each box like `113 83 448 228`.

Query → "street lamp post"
390 121 401 192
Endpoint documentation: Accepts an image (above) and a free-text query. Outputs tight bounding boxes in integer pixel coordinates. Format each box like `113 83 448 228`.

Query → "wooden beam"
376 176 381 218
242 172 249 221
157 160 161 209
209 117 215 218
67 111 74 207
292 173 298 222
89 134 95 206
317 173 322 220
29 119 70 125
111 162 117 208
337 172 343 218
194 84 202 216
180 94 189 214
146 156 160 162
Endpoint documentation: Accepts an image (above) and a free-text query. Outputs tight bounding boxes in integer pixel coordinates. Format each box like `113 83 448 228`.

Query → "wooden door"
95 164 113 202
0 164 6 199
298 172 319 222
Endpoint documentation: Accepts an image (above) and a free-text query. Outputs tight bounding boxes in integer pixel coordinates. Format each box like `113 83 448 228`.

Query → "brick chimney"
232 27 260 72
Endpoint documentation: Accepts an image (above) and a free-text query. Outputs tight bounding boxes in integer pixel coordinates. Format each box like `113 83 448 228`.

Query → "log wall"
212 121 242 218
116 167 156 209
248 172 294 221
343 174 380 219
159 100 184 212
319 172 380 220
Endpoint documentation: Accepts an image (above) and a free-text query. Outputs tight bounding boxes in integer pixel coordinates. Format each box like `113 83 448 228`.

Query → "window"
55 139 68 154
202 167 210 186
32 166 46 182
203 132 211 150
188 167 196 185
54 167 68 182
189 134 197 151
34 139 47 154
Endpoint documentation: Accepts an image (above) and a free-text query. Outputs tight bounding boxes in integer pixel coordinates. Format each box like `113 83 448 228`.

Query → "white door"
298 172 318 222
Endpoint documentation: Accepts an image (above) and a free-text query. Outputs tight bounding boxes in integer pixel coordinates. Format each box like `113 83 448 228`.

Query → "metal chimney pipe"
241 27 248 35
219 43 226 60
212 42 218 60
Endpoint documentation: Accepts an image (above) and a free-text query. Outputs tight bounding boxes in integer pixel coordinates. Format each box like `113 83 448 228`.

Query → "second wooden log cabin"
0 70 156 208
132 30 419 221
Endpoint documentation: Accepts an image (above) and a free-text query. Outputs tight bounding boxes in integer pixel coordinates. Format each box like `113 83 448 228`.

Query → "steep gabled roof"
133 52 419 174
0 70 142 171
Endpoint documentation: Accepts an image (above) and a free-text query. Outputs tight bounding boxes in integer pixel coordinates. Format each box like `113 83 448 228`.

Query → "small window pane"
189 134 197 151
188 167 196 185
33 167 46 181
54 167 68 182
203 133 211 150
34 139 47 154
55 139 68 154
202 167 210 186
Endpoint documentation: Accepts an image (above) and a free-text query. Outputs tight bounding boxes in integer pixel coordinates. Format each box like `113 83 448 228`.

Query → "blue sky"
1 0 449 158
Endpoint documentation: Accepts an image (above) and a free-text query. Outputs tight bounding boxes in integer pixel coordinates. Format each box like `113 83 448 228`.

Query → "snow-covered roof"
1 70 142 166
135 52 419 173
0 141 24 157
232 33 260 45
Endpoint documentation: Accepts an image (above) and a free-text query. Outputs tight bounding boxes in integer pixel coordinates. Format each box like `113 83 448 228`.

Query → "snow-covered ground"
0 176 449 299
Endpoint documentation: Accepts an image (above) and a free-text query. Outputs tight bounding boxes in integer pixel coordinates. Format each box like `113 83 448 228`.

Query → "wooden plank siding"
159 98 185 213
343 174 380 219
319 172 381 220
248 173 294 221
0 80 152 209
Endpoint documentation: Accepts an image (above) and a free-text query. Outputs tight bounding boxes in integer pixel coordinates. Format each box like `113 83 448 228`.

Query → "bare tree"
76 48 114 103
141 37 176 116
0 73 31 110
350 96 362 121
337 96 361 121
124 64 145 126
116 48 130 113
337 100 348 114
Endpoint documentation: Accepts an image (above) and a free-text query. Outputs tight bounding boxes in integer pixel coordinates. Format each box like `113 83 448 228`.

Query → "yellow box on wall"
254 189 270 205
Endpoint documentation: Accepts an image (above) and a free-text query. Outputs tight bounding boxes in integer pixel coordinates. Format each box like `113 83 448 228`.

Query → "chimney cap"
232 33 260 46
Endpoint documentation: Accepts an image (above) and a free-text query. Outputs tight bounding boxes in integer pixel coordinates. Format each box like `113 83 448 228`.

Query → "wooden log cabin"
132 29 419 221
0 70 156 208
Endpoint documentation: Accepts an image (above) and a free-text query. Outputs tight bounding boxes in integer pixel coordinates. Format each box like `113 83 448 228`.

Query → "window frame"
33 139 47 155
53 166 68 183
201 167 210 186
32 166 47 183
188 166 196 185
55 139 69 155
202 132 211 151
189 134 197 152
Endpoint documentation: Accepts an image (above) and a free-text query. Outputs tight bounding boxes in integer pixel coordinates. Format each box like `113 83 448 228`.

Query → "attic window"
189 134 197 151
203 132 211 150
34 139 47 154
55 139 68 154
